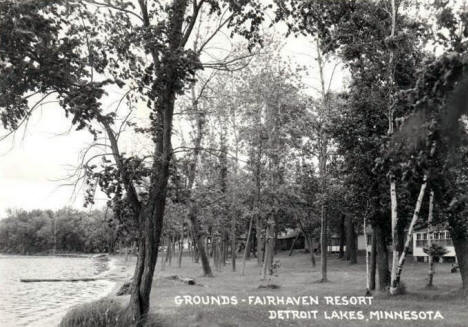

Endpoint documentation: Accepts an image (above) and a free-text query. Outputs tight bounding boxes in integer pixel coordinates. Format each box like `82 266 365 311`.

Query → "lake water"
0 255 120 327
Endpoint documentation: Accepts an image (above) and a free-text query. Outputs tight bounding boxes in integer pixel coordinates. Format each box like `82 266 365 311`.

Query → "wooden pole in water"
21 278 102 283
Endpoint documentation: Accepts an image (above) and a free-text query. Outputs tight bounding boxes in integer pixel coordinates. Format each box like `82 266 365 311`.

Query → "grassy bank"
63 251 468 327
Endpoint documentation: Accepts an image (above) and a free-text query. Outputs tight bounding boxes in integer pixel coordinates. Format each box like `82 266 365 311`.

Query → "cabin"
412 228 456 263
276 229 305 251
327 231 371 254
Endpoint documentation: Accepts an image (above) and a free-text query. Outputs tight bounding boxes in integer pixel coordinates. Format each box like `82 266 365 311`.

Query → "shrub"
59 299 124 327
423 244 449 259
59 298 165 327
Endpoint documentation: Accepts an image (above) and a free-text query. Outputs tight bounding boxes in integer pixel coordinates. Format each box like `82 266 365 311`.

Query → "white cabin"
412 229 456 262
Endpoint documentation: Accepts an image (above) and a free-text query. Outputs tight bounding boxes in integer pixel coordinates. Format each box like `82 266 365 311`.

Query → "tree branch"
181 0 206 47
82 0 144 22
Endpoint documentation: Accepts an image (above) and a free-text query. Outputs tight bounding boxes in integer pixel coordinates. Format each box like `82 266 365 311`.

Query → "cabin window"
415 233 426 247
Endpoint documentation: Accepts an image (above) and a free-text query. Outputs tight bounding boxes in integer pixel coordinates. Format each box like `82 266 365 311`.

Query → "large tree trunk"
345 215 357 264
128 193 167 325
126 0 192 324
261 219 275 280
374 224 390 291
452 236 468 290
126 90 174 324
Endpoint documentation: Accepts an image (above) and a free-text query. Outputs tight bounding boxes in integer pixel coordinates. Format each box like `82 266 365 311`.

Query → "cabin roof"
277 229 301 240
413 224 448 232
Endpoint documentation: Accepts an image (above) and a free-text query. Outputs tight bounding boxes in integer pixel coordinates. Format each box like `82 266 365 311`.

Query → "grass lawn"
114 251 468 327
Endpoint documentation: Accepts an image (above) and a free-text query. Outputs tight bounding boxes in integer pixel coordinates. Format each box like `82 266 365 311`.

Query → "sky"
0 4 347 218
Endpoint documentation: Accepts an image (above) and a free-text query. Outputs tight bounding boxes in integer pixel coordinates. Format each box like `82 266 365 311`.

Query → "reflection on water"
0 256 116 327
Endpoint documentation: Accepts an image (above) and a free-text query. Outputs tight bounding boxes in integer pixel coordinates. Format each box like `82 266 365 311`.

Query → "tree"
0 0 266 323
276 0 429 292
388 1 468 292
0 208 117 254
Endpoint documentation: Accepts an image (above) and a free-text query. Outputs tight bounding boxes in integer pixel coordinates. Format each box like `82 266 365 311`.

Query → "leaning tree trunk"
390 174 428 294
189 206 213 277
451 236 468 290
288 232 300 256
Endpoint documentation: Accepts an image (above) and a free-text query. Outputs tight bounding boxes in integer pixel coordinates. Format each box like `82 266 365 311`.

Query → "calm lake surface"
0 255 117 327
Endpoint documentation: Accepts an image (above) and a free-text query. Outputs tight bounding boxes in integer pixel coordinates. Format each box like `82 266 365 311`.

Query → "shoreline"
49 255 135 326
0 252 108 258
101 255 136 297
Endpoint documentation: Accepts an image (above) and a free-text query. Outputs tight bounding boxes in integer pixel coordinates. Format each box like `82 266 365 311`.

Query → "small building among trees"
413 228 456 263
276 229 305 251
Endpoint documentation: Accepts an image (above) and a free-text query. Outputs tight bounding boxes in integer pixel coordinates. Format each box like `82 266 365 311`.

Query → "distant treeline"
0 208 120 254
